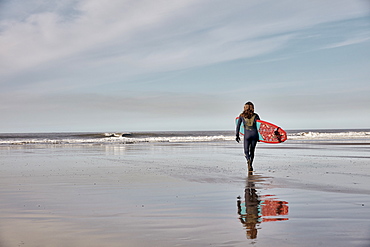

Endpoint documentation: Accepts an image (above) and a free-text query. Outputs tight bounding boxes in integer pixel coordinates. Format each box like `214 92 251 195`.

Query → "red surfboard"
235 117 287 143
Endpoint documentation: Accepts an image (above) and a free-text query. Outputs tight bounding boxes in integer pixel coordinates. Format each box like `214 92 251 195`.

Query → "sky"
1 0 370 132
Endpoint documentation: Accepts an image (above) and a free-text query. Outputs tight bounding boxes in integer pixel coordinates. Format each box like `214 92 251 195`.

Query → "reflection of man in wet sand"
237 172 261 239
237 172 289 239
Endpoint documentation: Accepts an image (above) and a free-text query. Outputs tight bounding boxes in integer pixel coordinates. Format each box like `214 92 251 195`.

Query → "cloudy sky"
1 0 369 132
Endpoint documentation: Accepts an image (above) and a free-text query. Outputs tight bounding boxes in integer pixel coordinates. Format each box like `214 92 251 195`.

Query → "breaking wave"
1 129 370 145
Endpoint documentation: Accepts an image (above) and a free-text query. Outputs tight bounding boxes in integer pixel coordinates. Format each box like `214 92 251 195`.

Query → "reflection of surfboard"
260 195 289 222
237 194 289 224
235 117 287 143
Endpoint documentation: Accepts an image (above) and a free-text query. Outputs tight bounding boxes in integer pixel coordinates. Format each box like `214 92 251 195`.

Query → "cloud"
322 35 370 49
1 0 368 78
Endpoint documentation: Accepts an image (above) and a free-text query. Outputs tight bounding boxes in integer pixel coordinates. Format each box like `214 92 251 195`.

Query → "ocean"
1 129 370 145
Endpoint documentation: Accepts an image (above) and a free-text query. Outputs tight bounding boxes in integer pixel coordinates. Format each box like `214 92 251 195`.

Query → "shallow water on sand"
0 142 370 246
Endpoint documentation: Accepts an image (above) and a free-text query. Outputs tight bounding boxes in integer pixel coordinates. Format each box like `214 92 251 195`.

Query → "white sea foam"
1 130 370 145
0 135 235 145
288 131 370 140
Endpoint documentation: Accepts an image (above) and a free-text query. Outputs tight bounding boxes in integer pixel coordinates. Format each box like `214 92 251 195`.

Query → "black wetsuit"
236 113 260 162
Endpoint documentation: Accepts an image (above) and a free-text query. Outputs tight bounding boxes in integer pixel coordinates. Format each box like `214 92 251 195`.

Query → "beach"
1 134 370 246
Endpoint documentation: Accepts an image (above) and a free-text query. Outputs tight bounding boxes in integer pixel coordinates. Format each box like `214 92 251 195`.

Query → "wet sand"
1 141 370 246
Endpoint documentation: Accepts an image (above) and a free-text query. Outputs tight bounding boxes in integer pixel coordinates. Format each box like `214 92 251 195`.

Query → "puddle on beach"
237 172 289 240
237 176 370 247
